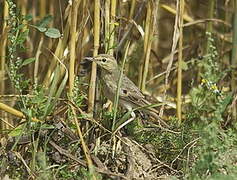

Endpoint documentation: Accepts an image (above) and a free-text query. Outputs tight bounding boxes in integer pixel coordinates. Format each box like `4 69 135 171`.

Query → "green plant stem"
42 20 70 87
111 41 130 158
205 0 215 54
141 0 159 92
71 107 97 180
112 41 130 131
138 1 151 90
34 36 44 85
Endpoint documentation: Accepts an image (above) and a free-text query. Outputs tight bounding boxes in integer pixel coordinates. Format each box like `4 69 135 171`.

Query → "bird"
85 54 168 128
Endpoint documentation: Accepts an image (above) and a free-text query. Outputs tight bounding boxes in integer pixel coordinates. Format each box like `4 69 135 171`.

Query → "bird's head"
85 54 118 72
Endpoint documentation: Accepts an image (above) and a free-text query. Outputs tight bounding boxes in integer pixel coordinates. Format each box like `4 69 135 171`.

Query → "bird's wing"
103 73 168 126
120 75 144 98
120 75 162 113
103 73 158 111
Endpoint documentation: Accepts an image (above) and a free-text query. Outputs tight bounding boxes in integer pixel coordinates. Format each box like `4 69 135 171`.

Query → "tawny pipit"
86 54 167 126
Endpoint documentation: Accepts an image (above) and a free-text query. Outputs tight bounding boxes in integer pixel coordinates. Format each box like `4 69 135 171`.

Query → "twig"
171 137 200 168
49 140 127 179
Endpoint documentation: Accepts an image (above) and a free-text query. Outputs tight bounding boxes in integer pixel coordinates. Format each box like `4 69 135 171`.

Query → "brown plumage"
85 54 167 126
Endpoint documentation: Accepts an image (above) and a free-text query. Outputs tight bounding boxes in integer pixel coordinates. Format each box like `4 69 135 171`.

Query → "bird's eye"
122 89 128 95
102 58 106 62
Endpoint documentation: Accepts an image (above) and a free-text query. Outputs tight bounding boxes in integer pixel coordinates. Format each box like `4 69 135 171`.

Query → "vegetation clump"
0 1 236 179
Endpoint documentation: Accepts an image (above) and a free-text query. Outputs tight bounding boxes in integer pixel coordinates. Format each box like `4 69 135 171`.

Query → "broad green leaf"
24 14 33 21
17 29 29 44
45 28 61 38
219 94 232 113
22 58 36 66
181 61 188 71
8 124 24 137
36 15 53 28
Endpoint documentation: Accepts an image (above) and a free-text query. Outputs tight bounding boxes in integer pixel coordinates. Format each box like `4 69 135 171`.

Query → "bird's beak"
83 57 94 62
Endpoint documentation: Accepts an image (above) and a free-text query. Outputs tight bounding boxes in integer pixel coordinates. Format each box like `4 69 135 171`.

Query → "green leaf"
181 61 188 71
45 28 61 38
36 15 53 28
16 24 25 30
17 29 29 44
219 94 232 113
8 124 24 137
41 124 55 130
24 14 33 21
22 58 36 66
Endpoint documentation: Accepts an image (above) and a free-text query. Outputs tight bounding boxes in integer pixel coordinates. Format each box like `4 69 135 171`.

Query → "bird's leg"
113 110 136 134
